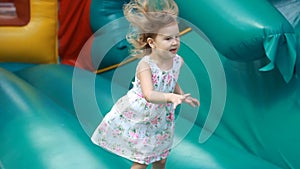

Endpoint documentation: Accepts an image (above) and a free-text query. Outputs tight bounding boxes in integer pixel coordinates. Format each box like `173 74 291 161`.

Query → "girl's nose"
172 37 179 45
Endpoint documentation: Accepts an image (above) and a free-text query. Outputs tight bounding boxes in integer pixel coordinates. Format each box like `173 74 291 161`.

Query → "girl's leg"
131 162 148 169
152 159 167 169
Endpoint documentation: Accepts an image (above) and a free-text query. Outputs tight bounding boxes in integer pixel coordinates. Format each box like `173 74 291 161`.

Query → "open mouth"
169 48 177 54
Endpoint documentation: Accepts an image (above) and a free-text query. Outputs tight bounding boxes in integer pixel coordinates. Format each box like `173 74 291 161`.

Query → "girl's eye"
164 35 179 41
165 37 172 40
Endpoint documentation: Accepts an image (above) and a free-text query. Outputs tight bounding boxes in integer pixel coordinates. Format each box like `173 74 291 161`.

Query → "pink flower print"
156 134 165 142
145 102 152 109
136 92 143 98
159 104 164 109
142 138 150 145
100 141 107 147
129 138 138 145
113 128 122 136
166 103 172 107
166 74 172 84
98 122 107 132
152 74 159 85
162 133 170 140
145 157 151 164
123 111 134 119
167 112 174 121
161 150 169 158
114 146 122 153
151 116 159 125
129 130 139 139
156 134 164 145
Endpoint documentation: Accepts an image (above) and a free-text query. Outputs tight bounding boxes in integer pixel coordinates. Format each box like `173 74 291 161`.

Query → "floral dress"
91 54 183 165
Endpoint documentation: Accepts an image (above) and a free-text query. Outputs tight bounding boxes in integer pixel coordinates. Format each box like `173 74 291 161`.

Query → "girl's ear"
147 38 155 48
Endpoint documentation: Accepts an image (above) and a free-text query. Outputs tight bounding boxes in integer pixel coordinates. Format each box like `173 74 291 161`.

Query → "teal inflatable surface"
0 65 281 169
1 0 300 168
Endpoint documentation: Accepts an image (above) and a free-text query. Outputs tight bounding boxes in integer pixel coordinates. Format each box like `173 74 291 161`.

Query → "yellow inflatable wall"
0 0 58 64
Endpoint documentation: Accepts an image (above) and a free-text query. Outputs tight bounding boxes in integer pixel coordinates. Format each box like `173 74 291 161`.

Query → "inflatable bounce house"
1 0 300 168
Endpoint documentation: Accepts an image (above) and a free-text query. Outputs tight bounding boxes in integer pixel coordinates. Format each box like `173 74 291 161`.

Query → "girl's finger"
182 93 191 99
194 99 200 106
189 102 196 107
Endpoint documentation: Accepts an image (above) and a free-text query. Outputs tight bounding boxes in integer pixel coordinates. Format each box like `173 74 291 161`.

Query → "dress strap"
172 54 183 71
141 55 156 69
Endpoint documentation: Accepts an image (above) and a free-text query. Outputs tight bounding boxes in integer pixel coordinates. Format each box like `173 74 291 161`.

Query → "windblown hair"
123 0 179 58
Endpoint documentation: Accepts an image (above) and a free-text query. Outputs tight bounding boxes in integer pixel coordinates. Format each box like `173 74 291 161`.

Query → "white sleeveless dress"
91 54 182 165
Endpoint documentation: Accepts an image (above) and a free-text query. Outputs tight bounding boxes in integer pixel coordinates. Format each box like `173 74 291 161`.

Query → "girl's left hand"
183 96 200 107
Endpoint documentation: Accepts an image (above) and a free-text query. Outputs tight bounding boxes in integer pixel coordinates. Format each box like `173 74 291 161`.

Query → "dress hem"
91 137 170 165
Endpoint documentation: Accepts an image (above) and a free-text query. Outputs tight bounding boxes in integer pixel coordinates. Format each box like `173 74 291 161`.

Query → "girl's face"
148 22 180 59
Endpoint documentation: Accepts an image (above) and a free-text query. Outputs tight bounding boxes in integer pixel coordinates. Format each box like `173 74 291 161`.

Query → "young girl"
91 0 200 168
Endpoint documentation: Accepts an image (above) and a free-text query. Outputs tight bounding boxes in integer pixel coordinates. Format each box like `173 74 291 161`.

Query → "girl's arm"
173 57 200 107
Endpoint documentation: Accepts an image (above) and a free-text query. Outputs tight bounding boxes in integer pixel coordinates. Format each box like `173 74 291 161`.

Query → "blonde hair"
123 0 179 58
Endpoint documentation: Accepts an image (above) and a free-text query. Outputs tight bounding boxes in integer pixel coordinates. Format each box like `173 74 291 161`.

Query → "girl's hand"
169 93 199 109
168 93 189 109
183 95 200 108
